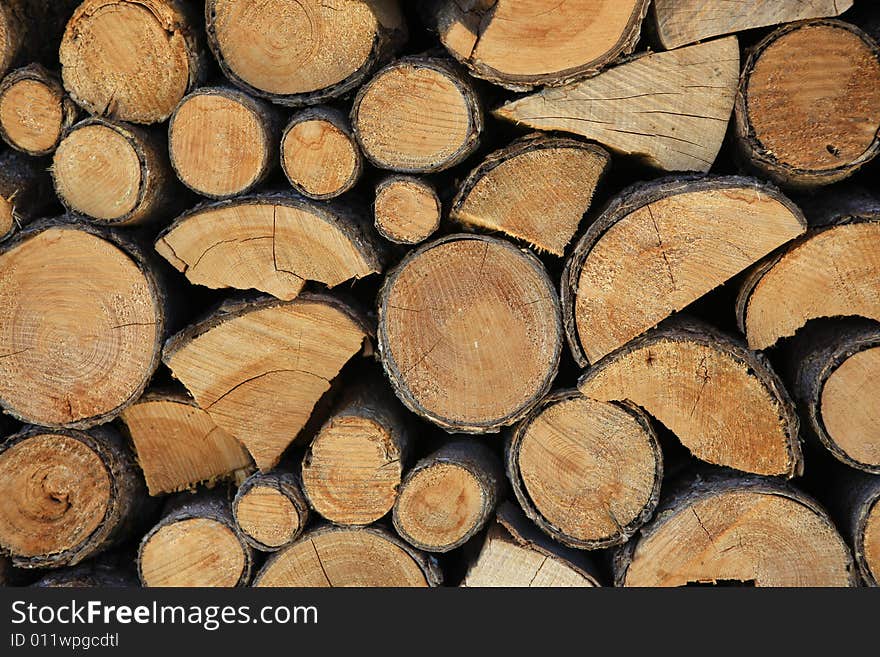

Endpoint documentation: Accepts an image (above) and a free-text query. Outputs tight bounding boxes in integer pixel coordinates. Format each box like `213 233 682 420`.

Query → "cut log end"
393 441 501 552
435 0 649 88
281 108 362 200
253 526 441 587
451 136 609 256
495 37 739 173
302 416 403 526
0 427 143 568
60 0 201 124
379 235 562 432
163 295 369 471
155 196 383 301
170 88 276 199
0 150 53 241
0 65 76 155
509 392 661 549
119 392 253 496
352 58 482 173
736 20 880 187
0 225 162 427
233 472 309 551
579 321 801 477
863 495 880 585
374 176 440 245
206 0 405 105
564 177 806 365
618 476 856 587
738 219 880 350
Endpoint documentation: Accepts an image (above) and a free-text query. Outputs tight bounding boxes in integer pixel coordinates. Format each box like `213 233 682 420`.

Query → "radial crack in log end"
578 318 802 477
652 0 853 50
494 37 739 172
451 135 610 256
119 390 253 496
162 294 370 471
434 0 650 89
253 524 441 587
737 218 880 350
563 176 806 365
155 195 384 301
616 474 856 587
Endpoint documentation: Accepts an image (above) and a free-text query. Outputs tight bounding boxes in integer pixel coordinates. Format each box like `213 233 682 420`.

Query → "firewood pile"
0 0 878 588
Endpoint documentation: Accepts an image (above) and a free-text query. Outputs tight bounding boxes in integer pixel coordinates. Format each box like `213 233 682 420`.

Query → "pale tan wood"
822 346 880 467
494 37 739 172
378 234 562 433
155 196 383 301
281 107 362 200
374 176 441 245
119 392 252 496
866 501 880 585
738 220 880 350
169 87 277 198
451 135 610 256
235 487 302 550
351 57 482 173
60 0 205 124
652 0 853 50
618 476 856 587
462 504 601 587
434 0 649 88
579 321 801 477
253 525 441 587
206 0 405 106
140 518 246 587
0 225 162 427
163 295 369 471
0 150 53 241
736 20 880 187
0 65 77 155
508 391 661 549
563 177 806 365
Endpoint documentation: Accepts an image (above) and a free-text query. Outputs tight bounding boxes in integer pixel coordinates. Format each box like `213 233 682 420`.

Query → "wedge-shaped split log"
462 502 602 587
579 319 802 477
253 525 442 587
0 426 146 569
451 135 610 256
507 390 662 550
378 234 562 433
163 294 370 471
563 176 807 366
119 390 253 495
433 0 650 89
789 320 880 473
651 0 853 50
735 20 880 188
737 218 880 350
139 493 253 587
494 37 739 172
615 474 857 587
0 222 165 428
155 195 384 301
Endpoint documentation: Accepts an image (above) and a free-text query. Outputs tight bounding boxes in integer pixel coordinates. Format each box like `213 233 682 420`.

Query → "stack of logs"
1 0 879 588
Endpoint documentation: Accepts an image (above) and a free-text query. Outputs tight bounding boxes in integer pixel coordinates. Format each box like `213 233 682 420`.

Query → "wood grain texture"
451 134 610 256
737 218 880 350
155 194 384 301
735 20 880 188
205 0 406 107
495 37 739 172
579 318 802 477
162 294 370 471
562 176 806 366
652 0 853 49
433 0 650 89
0 149 53 242
378 234 562 433
615 473 857 587
0 64 77 155
507 390 661 549
233 470 310 552
373 175 441 245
